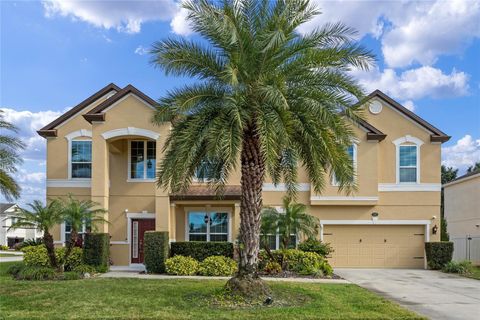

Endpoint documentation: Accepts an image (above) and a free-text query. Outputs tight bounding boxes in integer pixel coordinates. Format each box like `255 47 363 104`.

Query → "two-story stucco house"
37 83 450 269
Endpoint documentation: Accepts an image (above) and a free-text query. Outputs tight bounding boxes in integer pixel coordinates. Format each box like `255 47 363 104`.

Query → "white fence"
452 236 480 265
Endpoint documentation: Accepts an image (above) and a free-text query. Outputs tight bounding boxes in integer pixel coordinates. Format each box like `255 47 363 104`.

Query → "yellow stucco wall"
44 88 443 265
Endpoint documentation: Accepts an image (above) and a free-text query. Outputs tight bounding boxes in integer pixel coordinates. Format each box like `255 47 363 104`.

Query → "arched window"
393 135 423 184
66 130 92 179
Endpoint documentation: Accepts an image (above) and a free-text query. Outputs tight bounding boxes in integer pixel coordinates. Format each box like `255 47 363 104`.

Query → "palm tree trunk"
62 229 78 271
226 123 270 298
42 231 58 270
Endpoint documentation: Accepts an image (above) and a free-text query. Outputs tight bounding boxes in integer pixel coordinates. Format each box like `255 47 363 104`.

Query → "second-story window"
399 145 417 183
332 144 356 186
71 140 92 178
130 140 156 179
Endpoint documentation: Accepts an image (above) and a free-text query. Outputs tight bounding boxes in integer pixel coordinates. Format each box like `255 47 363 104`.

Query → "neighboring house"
0 203 42 248
444 172 480 265
37 83 450 269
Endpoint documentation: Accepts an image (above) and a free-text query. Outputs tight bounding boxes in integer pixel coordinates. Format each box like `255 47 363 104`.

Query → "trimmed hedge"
425 242 453 270
83 233 110 270
144 231 169 273
22 245 83 271
170 241 233 261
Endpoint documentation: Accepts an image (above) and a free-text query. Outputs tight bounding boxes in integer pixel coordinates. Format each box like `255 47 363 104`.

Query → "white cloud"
442 135 480 172
402 100 415 112
134 45 148 55
170 5 192 36
42 0 178 34
0 107 62 206
300 0 480 68
1 108 62 161
351 66 469 101
382 0 480 67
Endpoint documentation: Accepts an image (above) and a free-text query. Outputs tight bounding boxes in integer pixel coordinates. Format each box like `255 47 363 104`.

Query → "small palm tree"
261 197 318 250
9 200 63 269
151 0 373 296
58 195 108 266
0 110 25 200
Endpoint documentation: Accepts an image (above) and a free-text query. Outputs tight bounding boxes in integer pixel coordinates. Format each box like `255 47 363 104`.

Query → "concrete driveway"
335 268 480 320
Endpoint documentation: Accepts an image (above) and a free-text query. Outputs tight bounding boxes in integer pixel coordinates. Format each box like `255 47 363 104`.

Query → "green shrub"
258 249 333 277
298 238 333 258
22 245 50 267
144 231 169 273
0 245 9 250
83 233 109 270
56 247 84 271
263 261 282 274
165 255 199 275
425 242 453 270
17 266 56 280
23 245 83 271
95 265 109 273
170 241 233 261
198 256 237 276
62 271 82 280
73 264 96 274
442 260 473 274
22 238 43 247
6 262 25 277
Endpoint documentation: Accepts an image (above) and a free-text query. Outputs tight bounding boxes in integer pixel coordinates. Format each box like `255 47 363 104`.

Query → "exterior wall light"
432 224 438 234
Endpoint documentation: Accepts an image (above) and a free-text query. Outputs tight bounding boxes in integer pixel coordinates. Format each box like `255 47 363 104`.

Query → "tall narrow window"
332 144 356 186
399 145 417 183
71 140 92 178
130 140 156 180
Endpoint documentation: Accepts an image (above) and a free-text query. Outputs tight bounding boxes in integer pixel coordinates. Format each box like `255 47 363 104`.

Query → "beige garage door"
323 225 425 268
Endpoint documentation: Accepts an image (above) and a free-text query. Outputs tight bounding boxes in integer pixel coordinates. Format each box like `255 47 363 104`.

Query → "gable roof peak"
37 83 120 138
366 90 450 143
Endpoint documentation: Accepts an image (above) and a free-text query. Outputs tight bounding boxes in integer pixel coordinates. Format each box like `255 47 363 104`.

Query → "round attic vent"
369 101 383 114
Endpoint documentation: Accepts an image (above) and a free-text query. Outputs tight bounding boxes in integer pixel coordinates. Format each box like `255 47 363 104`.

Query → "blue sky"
1 0 479 205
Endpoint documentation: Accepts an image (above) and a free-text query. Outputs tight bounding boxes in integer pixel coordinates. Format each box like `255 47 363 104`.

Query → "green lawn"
466 266 480 280
0 262 424 320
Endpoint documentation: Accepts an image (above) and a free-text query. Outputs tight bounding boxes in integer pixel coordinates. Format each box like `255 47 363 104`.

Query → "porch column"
91 127 109 233
154 132 170 234
169 203 176 242
233 203 241 242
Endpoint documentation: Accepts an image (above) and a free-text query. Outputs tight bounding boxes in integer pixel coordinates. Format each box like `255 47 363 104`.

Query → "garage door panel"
324 225 425 268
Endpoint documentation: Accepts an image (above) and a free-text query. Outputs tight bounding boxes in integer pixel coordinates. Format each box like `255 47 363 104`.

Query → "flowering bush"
165 255 199 275
198 256 237 276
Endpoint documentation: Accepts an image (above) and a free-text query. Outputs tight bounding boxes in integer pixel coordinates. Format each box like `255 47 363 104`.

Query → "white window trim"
127 140 156 181
184 207 232 242
65 130 92 180
59 221 89 246
262 183 310 192
393 135 423 184
332 143 358 186
101 127 160 140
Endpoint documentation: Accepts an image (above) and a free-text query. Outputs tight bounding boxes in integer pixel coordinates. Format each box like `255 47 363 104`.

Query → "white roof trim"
444 172 480 188
392 135 424 146
262 183 310 192
64 129 92 141
101 127 160 140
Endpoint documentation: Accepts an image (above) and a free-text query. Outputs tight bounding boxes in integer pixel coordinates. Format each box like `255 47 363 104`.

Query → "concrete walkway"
0 251 23 263
100 271 350 284
335 268 480 320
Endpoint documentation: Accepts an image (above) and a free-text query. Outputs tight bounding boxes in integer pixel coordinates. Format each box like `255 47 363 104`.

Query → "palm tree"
9 200 63 269
151 0 374 297
58 194 108 268
467 162 480 173
0 110 25 200
261 197 318 250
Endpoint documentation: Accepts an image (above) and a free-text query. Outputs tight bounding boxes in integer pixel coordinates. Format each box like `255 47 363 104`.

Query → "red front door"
131 219 155 264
